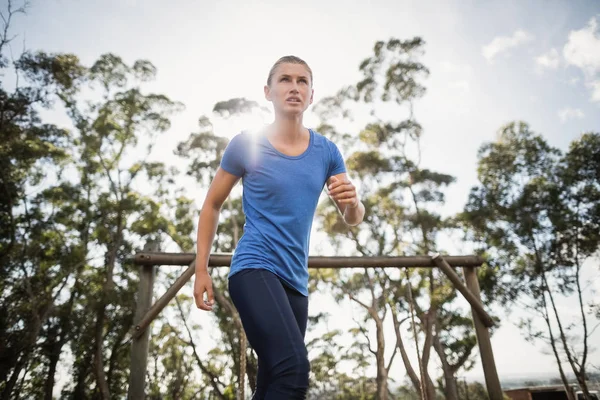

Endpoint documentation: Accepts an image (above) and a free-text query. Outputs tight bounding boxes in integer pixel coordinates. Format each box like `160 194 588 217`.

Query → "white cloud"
563 16 600 102
535 48 560 71
482 30 534 63
558 107 585 123
564 17 600 75
440 61 473 93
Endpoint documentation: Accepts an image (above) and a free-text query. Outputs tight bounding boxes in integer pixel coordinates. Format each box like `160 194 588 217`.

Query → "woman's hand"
194 269 214 311
327 176 359 208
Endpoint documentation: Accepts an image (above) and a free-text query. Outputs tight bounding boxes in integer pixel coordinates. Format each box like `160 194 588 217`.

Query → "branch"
543 272 581 375
588 321 600 338
174 296 226 399
573 236 589 372
348 293 371 313
449 340 474 374
1 1 29 56
364 268 377 311
349 228 373 256
386 333 398 373
390 304 422 396
541 287 574 400
211 285 243 331
353 315 376 356
98 150 121 203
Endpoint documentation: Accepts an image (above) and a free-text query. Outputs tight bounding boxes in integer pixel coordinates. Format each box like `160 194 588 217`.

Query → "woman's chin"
277 108 305 118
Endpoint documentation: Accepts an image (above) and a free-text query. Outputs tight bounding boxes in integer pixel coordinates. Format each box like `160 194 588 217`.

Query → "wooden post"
128 264 156 400
463 267 503 400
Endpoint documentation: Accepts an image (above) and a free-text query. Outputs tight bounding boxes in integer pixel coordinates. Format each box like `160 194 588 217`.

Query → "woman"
194 55 365 399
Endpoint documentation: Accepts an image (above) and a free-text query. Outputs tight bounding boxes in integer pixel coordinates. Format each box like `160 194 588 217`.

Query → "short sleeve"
220 133 247 177
327 140 347 178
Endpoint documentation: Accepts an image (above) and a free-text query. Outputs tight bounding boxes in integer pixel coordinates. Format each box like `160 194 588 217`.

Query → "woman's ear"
264 85 271 101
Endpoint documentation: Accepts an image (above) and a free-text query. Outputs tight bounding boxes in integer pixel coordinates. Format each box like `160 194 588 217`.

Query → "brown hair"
267 55 313 87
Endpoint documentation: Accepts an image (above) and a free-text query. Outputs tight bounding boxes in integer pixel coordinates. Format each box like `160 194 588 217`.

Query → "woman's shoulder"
310 128 339 150
227 129 264 150
230 130 254 142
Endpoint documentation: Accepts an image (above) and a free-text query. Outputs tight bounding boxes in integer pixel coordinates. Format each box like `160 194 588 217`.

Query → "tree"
313 36 484 400
0 3 89 397
315 37 430 400
462 122 600 400
0 25 191 395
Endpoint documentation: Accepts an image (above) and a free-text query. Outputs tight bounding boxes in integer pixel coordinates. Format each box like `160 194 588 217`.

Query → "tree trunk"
391 308 422 396
375 317 388 400
1 294 52 400
44 342 61 400
544 273 591 399
421 309 437 400
246 351 258 392
577 377 592 400
93 211 124 399
94 297 111 399
0 349 18 392
541 291 574 400
107 324 128 388
433 334 459 400
574 252 591 400
1 355 26 400
45 283 80 400
72 351 92 399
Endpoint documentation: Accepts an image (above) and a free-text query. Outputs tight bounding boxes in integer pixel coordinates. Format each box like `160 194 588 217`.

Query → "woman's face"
264 63 313 116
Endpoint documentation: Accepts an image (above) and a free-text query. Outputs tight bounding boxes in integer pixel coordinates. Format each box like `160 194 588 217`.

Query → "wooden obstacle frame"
126 252 504 400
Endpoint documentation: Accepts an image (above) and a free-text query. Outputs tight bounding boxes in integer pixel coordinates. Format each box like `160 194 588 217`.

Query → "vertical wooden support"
128 264 156 400
463 267 503 400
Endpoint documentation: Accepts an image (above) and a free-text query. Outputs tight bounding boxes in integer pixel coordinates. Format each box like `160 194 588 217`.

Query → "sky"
6 0 600 391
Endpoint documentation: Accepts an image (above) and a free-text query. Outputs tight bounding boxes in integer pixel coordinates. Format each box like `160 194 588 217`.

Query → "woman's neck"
269 114 306 144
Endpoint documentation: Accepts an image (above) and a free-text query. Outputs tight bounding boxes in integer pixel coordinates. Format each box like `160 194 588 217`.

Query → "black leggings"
229 268 309 399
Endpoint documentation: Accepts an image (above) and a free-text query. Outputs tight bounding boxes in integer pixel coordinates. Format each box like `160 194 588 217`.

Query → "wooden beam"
132 261 195 339
132 252 484 268
127 265 155 400
432 254 495 328
463 266 504 400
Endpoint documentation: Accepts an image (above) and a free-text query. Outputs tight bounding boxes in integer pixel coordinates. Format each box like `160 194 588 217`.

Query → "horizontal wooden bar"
131 252 484 268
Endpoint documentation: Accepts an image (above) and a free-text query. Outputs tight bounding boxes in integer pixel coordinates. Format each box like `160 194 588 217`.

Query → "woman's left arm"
327 173 365 226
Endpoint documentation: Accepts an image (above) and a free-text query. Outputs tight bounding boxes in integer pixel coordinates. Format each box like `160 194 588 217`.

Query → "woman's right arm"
194 167 241 311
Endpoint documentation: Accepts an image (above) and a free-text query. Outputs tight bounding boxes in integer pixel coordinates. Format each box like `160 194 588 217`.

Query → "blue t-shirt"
220 128 346 296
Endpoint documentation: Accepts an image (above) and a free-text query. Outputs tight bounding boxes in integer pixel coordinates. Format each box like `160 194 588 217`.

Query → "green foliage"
4 4 596 397
357 38 429 104
0 10 193 394
462 122 600 396
314 35 478 400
